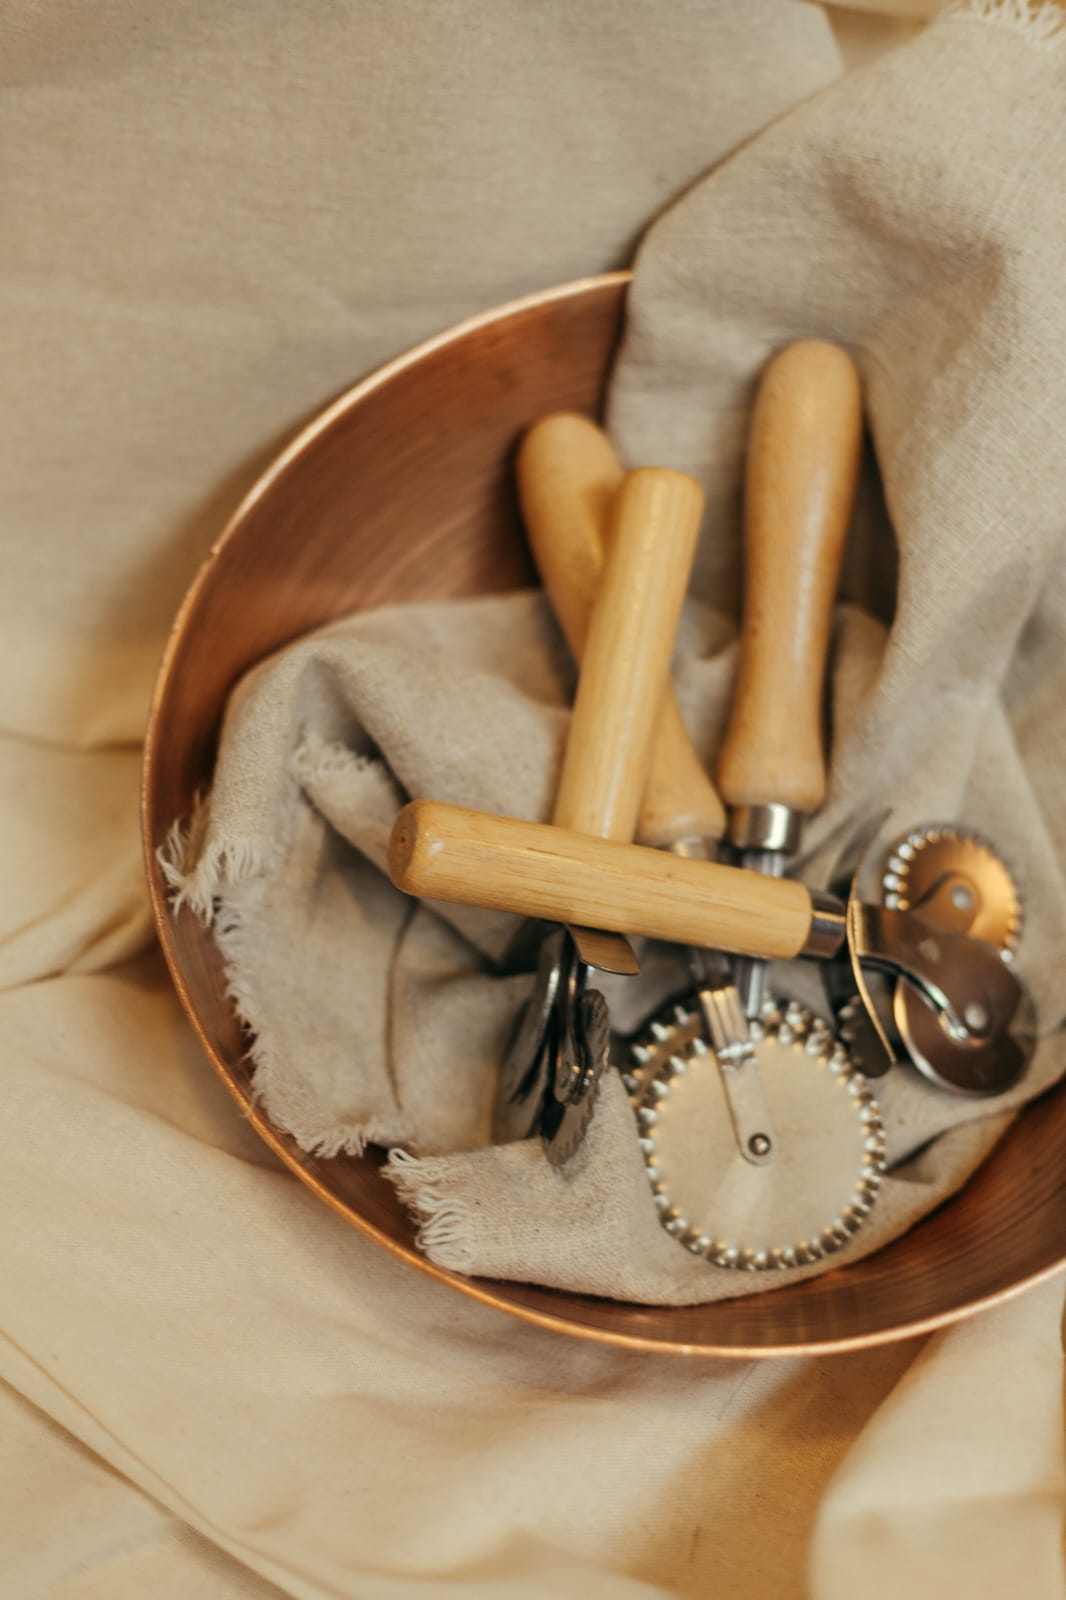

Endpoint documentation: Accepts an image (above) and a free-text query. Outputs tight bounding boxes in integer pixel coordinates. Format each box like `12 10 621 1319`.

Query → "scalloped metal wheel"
627 999 886 1270
882 825 1022 960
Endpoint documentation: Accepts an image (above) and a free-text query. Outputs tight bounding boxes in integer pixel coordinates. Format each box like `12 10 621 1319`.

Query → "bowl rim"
142 271 1065 1357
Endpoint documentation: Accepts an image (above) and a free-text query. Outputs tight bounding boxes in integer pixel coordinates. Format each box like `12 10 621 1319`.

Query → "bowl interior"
144 273 1066 1355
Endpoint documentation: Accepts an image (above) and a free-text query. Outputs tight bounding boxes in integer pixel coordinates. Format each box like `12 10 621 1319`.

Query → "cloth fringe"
205 877 414 1157
160 795 415 1159
157 796 271 925
208 883 414 1158
386 1151 480 1274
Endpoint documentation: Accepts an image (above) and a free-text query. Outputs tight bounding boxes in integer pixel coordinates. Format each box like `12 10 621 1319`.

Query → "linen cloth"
3 2 1065 1597
169 4 1066 1303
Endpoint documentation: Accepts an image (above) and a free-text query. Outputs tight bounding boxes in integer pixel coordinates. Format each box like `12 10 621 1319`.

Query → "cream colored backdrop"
2 3 1062 1597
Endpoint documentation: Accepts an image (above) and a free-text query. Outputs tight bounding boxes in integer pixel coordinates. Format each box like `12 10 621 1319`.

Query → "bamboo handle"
716 341 863 815
389 801 815 961
520 416 725 849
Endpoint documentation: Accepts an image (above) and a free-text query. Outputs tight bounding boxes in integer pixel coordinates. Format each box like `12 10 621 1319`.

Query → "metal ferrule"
728 802 803 854
803 890 847 960
670 834 712 862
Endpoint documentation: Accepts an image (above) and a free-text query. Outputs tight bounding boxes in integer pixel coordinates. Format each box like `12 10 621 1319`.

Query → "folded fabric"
165 5 1066 1304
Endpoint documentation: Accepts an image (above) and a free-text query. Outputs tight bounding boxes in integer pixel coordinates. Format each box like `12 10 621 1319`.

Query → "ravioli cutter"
626 340 887 1263
881 823 1027 1094
493 461 705 1163
513 414 776 1168
819 814 1031 1093
626 996 885 1270
717 340 863 1024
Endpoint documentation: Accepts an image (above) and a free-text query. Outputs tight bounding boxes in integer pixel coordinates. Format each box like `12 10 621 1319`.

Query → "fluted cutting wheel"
542 989 611 1167
626 999 886 1271
493 928 566 1145
882 825 1022 960
882 825 1027 1096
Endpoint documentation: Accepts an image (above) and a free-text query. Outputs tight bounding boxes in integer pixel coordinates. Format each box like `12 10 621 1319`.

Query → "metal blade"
492 928 566 1144
542 987 611 1167
565 923 640 975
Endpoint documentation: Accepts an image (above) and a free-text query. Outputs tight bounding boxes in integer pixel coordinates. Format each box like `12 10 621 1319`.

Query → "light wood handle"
717 340 863 815
389 801 815 961
518 417 725 849
517 414 623 659
536 458 705 843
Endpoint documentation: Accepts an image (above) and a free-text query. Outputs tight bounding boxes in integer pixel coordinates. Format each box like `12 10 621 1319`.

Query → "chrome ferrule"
728 802 803 854
803 890 848 960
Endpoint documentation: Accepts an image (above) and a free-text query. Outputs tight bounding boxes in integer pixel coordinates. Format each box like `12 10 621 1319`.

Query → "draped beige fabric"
3 3 1064 1595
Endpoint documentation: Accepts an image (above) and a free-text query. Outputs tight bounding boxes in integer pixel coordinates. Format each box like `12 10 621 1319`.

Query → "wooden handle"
517 413 624 659
389 801 815 961
717 341 862 815
552 466 704 840
520 416 725 849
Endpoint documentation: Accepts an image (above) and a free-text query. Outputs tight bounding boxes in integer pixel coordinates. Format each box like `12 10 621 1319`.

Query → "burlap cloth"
166 3 1066 1305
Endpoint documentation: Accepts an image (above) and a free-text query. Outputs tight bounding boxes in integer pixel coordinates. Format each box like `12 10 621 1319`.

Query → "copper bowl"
143 273 1066 1356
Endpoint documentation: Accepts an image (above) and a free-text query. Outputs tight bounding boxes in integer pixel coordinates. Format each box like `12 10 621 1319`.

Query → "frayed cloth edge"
157 797 272 926
214 898 416 1159
385 1150 480 1274
160 805 415 1159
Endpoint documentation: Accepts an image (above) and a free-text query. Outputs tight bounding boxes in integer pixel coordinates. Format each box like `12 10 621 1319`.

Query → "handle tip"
388 801 424 893
764 337 860 380
620 464 705 525
758 340 862 433
517 411 621 479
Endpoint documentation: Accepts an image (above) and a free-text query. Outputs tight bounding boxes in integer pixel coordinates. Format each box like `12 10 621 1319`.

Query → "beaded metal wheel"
882 825 1028 1095
625 998 887 1271
882 824 1022 961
